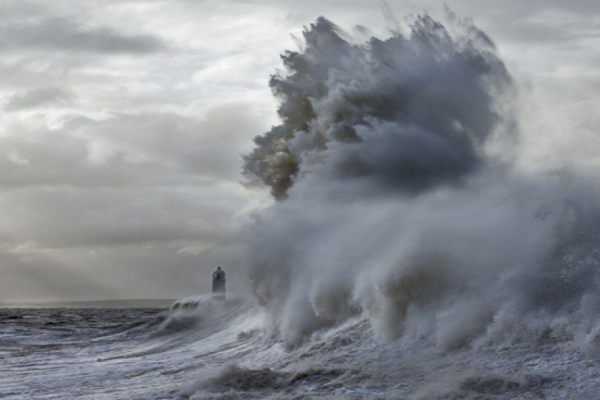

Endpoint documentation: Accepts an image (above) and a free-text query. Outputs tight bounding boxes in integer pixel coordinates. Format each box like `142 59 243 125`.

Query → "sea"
2 295 600 400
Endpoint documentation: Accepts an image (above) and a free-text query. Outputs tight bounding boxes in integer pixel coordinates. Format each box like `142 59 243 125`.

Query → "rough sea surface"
2 296 600 400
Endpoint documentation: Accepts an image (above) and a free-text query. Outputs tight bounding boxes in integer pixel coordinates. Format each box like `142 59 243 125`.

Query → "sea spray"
242 14 600 350
243 15 513 200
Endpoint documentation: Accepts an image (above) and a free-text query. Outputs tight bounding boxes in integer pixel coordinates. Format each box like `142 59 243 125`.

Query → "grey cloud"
0 186 239 249
0 127 151 189
0 105 261 190
5 86 74 111
0 104 262 253
0 17 167 54
485 7 600 47
486 0 600 15
67 106 262 182
224 0 600 51
265 0 600 18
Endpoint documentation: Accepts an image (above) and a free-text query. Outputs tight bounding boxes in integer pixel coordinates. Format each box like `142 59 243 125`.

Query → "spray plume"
243 14 600 351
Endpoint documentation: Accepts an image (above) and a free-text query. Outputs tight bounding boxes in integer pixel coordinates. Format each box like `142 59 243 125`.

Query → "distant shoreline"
0 299 176 309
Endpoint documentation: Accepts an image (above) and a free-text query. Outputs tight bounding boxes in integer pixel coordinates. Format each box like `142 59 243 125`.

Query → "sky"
1 0 599 303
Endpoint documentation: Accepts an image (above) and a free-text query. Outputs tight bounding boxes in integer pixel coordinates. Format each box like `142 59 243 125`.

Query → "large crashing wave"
243 15 513 200
242 14 600 351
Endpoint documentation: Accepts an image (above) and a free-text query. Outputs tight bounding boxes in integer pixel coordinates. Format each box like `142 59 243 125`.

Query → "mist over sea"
5 12 600 400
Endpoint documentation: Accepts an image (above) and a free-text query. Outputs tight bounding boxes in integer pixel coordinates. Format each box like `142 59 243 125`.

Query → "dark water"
2 298 600 400
0 307 172 400
0 308 162 331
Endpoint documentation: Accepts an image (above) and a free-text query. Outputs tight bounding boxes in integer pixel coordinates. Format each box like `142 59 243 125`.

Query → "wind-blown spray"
243 14 600 351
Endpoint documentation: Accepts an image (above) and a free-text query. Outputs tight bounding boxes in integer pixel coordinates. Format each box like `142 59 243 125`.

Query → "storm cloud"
5 86 74 111
0 17 167 54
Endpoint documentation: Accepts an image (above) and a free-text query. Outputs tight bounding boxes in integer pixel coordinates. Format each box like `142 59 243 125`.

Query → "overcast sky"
1 0 599 303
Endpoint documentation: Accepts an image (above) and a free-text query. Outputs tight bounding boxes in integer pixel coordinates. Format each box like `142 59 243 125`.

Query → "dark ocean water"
0 307 162 331
0 308 169 399
2 296 600 400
